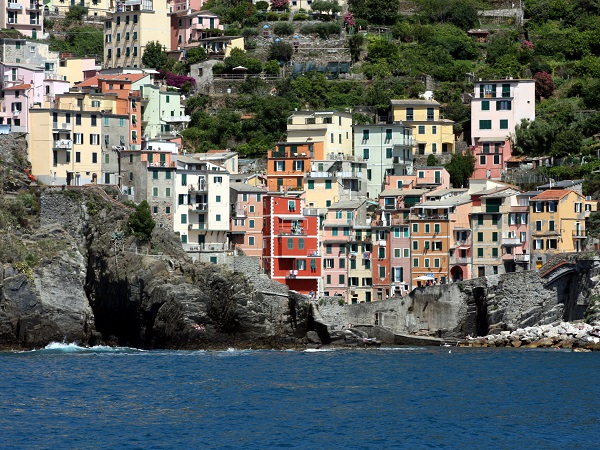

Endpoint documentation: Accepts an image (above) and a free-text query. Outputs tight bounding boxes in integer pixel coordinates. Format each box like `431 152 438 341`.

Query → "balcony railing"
307 250 320 257
52 139 73 150
189 182 207 193
573 229 587 238
161 114 190 123
234 208 246 218
7 2 23 10
52 122 72 131
147 161 176 168
514 254 530 262
189 203 208 212
188 222 207 230
501 237 521 246
278 227 306 236
450 256 470 265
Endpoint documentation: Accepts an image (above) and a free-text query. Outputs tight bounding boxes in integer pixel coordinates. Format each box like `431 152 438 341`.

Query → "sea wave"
29 342 146 354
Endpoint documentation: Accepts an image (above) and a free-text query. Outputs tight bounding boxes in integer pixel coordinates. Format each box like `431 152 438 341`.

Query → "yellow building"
52 0 111 18
529 189 588 269
57 58 98 86
409 192 471 287
391 99 455 156
286 111 354 159
103 1 171 69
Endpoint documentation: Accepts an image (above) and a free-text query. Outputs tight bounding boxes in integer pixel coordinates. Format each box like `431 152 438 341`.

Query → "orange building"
262 195 321 294
266 141 322 192
229 183 266 258
75 73 148 150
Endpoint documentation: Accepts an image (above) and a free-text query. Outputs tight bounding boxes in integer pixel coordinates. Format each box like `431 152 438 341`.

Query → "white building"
174 155 230 252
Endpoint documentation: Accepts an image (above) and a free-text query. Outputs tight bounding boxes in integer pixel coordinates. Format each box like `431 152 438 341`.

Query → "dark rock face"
0 190 309 350
0 228 95 349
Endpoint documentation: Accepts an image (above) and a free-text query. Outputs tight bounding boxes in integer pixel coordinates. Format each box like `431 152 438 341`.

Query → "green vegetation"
48 26 103 59
127 201 156 242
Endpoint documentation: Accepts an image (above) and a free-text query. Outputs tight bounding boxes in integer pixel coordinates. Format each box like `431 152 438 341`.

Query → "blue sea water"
0 344 599 449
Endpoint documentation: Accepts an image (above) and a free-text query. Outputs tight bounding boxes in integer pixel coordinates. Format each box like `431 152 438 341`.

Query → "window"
418 125 425 134
385 148 393 159
394 248 401 258
424 258 430 268
478 232 483 242
478 215 484 225
496 100 512 110
482 100 490 111
152 187 158 197
403 248 410 258
406 108 414 120
413 241 418 250
324 259 334 268
535 201 543 213
493 154 500 165
385 129 392 141
412 223 418 233
287 238 294 250
339 259 345 269
325 180 332 189
432 126 437 135
413 258 419 267
536 220 542 231
362 129 369 141
152 170 159 180
479 120 492 130
307 180 314 190
425 224 430 233
480 155 486 165
500 119 508 129
165 188 171 197
90 134 100 145
91 115 97 126
378 266 386 278
293 160 304 171
502 84 511 98
548 220 555 231
275 161 285 172
339 275 345 285
216 214 221 222
534 239 544 250
216 195 221 203
74 133 83 145
213 176 222 183
426 107 434 121
477 248 483 257
434 223 440 234
492 232 498 242
363 148 369 160
367 169 371 181
575 202 582 213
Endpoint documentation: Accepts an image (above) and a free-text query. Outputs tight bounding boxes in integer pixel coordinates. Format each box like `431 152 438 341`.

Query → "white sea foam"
36 342 144 353
303 348 338 352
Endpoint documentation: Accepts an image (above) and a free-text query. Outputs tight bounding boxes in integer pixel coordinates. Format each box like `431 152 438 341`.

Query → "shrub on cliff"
127 201 155 242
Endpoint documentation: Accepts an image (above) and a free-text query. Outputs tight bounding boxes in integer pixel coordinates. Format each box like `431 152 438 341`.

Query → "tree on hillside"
127 201 155 242
142 41 169 70
534 71 555 100
185 46 207 66
445 150 475 188
268 41 293 64
416 0 481 30
348 0 399 24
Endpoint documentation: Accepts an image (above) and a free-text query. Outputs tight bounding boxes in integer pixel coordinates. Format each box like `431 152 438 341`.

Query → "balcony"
303 207 326 216
573 229 587 238
307 250 320 257
371 220 390 228
161 114 190 123
7 2 23 10
234 208 246 218
278 227 306 236
189 182 207 193
501 237 521 246
52 122 72 131
188 222 207 230
147 161 176 168
308 171 335 178
391 215 407 225
27 2 40 10
450 256 470 265
189 203 208 212
514 254 530 263
52 139 72 150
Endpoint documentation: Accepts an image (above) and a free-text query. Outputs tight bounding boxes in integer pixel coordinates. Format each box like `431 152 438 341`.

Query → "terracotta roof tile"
531 189 573 200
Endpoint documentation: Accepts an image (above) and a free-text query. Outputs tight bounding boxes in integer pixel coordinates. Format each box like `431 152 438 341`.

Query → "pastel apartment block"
229 182 266 258
170 9 223 54
175 156 231 251
139 83 187 140
391 99 455 156
471 79 535 180
263 195 321 295
266 141 316 192
529 189 587 269
2 0 43 38
103 0 172 70
286 111 353 158
353 122 416 198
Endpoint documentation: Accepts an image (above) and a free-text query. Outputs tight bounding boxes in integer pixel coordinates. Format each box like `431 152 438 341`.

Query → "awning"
478 136 508 142
414 275 435 281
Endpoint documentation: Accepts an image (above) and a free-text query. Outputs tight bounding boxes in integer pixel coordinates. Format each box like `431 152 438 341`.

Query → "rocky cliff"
0 188 309 350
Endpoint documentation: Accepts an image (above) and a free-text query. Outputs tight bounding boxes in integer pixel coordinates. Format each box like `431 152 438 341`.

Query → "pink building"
321 201 359 301
2 0 43 38
229 182 267 258
414 166 451 190
471 79 535 180
170 9 223 53
170 0 205 13
0 63 45 132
